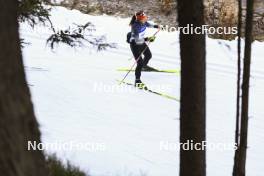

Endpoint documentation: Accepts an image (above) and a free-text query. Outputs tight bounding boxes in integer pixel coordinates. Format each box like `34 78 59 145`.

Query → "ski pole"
119 29 160 84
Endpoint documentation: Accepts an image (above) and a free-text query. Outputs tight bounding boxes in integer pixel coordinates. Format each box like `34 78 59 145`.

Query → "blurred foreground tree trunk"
0 0 48 175
177 0 206 175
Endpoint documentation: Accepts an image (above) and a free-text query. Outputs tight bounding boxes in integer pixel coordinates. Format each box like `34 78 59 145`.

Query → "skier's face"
136 11 148 24
139 17 148 24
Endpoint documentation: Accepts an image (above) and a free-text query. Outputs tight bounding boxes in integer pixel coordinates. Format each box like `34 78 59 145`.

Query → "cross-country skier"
127 11 160 88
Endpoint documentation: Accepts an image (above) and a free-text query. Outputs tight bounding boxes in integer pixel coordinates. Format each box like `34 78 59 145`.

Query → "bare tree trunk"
233 0 242 175
235 0 242 147
233 0 242 176
177 0 206 175
0 0 48 175
235 0 254 175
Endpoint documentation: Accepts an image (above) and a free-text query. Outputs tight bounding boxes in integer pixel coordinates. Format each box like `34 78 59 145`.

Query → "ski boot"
135 79 148 90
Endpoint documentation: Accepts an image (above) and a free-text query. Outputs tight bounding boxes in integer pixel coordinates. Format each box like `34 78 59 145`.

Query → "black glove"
146 36 156 42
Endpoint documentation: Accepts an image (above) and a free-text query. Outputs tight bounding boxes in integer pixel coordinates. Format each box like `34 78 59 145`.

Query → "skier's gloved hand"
147 36 156 42
154 25 163 30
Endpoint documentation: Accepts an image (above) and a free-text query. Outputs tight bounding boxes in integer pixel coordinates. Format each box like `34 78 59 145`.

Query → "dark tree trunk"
235 0 242 146
234 0 254 175
177 0 206 176
233 0 242 175
0 0 48 175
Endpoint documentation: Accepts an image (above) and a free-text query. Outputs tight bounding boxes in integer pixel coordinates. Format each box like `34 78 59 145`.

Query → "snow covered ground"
20 6 264 176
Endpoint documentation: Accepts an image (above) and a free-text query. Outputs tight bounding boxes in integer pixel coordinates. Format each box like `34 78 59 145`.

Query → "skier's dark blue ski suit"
129 21 159 80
